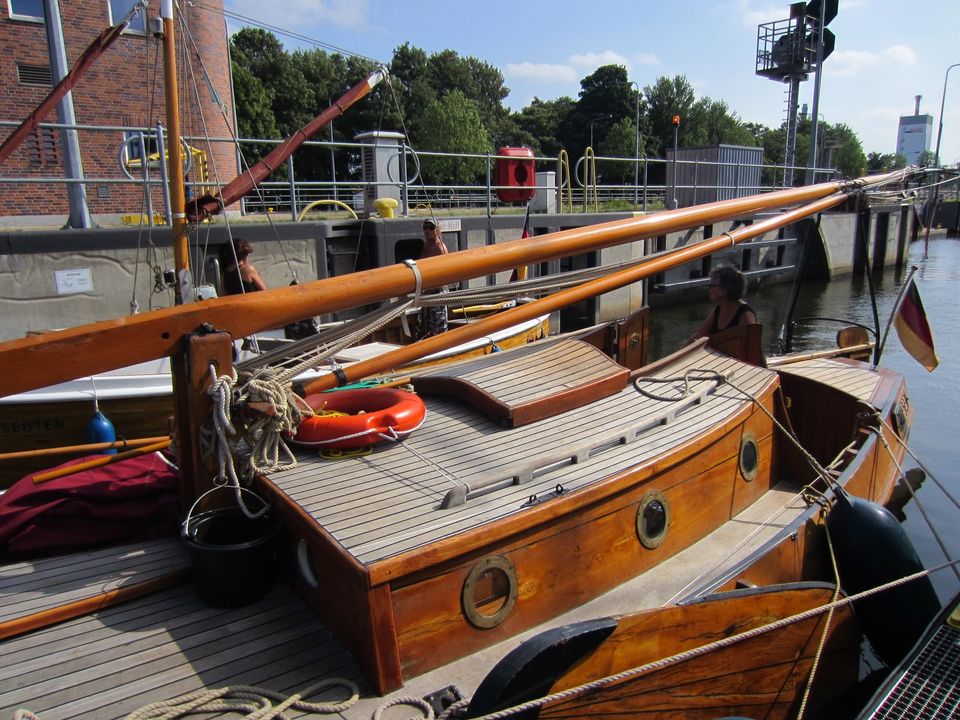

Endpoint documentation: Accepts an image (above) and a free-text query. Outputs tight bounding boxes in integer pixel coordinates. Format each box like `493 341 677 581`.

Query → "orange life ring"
293 388 426 450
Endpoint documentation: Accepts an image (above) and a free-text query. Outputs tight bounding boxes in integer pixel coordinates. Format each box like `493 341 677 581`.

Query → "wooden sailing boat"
0 5 938 717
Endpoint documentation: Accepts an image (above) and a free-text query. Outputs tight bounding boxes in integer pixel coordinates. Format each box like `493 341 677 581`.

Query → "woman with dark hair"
222 238 267 295
686 265 757 344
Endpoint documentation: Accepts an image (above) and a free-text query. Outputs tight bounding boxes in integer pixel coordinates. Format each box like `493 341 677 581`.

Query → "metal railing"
0 119 919 226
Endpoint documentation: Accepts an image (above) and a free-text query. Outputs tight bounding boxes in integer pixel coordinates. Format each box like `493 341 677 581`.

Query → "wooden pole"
0 569 189 642
0 436 169 462
31 439 171 484
0 171 913 398
161 0 188 304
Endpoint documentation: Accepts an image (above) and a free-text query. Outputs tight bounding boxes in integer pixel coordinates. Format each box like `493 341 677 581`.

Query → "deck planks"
776 357 882 404
266 344 777 565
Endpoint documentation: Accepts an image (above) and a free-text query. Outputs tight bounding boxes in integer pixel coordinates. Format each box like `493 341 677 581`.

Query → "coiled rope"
121 678 359 719
205 364 312 517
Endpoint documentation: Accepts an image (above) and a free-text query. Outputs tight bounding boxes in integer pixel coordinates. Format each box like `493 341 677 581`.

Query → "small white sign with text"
55 268 94 295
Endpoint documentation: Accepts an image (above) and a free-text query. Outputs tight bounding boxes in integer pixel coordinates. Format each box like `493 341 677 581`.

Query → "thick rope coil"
234 368 313 476
121 678 359 720
372 695 435 720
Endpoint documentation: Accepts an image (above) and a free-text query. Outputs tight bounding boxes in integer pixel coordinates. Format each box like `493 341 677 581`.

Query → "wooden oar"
31 439 172 485
302 192 850 394
0 568 190 642
0 436 169 462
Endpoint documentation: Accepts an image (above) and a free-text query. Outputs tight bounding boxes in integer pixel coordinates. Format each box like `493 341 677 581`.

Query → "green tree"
644 75 696 156
514 96 575 157
687 98 758 147
561 65 641 157
231 62 277 141
416 90 491 184
598 118 645 182
866 152 907 172
819 123 866 178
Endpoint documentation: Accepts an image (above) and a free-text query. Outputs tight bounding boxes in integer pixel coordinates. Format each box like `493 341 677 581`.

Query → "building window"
17 62 52 86
108 0 146 34
8 0 43 22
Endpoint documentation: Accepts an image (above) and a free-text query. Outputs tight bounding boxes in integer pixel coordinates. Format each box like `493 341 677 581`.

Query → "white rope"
121 678 359 720
233 368 312 476
293 413 426 448
865 417 960 582
372 695 435 720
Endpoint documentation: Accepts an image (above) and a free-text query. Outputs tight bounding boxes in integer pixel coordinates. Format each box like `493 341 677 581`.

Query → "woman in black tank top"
221 238 267 295
686 265 757 344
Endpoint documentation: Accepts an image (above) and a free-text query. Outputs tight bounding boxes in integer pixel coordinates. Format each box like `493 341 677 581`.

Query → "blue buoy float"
85 405 117 454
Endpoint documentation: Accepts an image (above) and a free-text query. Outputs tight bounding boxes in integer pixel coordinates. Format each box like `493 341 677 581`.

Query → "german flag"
895 279 939 372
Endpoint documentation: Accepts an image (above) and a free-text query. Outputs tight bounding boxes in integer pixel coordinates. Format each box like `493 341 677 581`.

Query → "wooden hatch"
411 338 629 428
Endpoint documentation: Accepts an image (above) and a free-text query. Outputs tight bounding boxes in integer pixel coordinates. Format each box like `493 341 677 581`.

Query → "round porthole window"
462 555 518 629
739 435 759 482
636 490 670 550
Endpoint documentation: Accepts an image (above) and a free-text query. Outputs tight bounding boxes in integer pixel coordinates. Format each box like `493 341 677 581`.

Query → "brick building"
0 0 237 224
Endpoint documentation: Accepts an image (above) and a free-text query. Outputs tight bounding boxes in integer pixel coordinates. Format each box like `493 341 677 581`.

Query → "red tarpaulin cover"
0 452 180 561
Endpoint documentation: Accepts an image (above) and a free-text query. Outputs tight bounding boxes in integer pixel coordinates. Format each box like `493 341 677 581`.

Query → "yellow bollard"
373 197 399 218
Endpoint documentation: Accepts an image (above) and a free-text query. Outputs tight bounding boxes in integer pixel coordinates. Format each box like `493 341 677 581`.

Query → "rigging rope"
427 560 959 720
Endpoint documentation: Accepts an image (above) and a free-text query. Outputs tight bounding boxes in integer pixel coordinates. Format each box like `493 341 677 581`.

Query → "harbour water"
649 236 960 603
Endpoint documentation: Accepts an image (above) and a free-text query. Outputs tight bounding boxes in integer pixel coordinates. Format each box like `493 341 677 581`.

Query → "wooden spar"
161 0 189 300
186 68 387 222
301 191 849 394
0 435 169 461
31 439 172 484
0 171 907 398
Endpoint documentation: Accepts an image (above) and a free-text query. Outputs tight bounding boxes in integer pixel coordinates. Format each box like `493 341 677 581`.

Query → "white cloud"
634 52 660 66
733 0 786 27
568 50 631 70
827 44 917 78
829 49 881 77
885 45 917 64
506 49 633 86
225 0 370 33
505 63 578 84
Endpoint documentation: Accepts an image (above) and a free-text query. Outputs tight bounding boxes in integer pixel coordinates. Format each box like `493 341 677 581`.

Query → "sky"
219 0 960 165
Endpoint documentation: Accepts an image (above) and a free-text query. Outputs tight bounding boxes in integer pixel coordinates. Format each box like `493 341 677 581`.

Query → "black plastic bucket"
181 487 279 608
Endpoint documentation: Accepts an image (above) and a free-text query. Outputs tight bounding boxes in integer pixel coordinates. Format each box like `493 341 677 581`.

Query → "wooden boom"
301 191 849 393
0 171 908 398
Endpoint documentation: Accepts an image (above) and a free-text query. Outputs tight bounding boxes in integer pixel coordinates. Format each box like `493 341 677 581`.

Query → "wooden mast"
160 0 189 302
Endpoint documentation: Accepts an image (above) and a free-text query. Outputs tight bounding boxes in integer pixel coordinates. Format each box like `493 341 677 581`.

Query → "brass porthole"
636 490 670 550
739 434 759 482
462 555 518 629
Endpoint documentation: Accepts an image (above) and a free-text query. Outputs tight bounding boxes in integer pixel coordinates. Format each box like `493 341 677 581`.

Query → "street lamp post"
923 62 960 259
630 81 641 204
934 63 960 168
589 114 613 150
